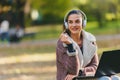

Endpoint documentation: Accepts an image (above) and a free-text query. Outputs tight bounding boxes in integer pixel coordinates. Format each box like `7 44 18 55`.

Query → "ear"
64 22 68 29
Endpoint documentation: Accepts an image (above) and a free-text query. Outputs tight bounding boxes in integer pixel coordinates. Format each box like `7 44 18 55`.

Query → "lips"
71 27 79 31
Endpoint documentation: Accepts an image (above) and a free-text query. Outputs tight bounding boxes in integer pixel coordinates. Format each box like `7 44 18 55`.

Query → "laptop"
73 49 120 80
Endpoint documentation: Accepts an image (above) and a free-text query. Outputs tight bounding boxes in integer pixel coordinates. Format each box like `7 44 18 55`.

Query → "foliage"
0 0 26 28
30 0 73 24
73 0 120 28
0 0 120 28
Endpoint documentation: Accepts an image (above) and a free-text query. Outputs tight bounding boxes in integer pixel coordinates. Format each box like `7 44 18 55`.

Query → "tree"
12 0 26 28
30 0 74 24
0 0 26 28
74 0 120 28
86 0 109 28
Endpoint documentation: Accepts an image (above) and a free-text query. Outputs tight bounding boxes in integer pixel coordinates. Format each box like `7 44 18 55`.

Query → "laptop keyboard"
73 76 98 80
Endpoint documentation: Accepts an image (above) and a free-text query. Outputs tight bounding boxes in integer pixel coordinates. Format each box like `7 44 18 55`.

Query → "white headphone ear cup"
82 20 87 28
64 22 68 29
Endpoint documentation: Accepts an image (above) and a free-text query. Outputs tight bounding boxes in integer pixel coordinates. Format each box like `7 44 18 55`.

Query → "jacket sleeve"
56 39 80 75
82 51 99 76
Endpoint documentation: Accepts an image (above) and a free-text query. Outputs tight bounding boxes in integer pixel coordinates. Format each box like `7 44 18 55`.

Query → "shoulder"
57 39 62 46
82 30 96 42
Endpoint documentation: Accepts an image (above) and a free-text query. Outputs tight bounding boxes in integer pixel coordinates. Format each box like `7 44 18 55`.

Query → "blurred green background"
0 0 120 80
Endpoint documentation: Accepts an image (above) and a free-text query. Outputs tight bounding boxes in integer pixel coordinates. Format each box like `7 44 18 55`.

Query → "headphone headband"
64 9 87 29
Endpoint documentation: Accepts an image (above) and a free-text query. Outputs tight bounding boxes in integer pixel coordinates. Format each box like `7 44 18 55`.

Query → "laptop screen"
95 49 120 77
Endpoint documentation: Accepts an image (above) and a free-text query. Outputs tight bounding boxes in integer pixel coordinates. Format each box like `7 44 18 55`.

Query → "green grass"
85 21 120 35
24 20 120 41
1 20 119 55
0 20 120 55
24 24 63 40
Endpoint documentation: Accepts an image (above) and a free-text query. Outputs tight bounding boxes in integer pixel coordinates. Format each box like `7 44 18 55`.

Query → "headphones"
64 9 87 29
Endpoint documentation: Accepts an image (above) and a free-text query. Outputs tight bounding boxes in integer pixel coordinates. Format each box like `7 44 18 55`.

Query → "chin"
71 31 79 34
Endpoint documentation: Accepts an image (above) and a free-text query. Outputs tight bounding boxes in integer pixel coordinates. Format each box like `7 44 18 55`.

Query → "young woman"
56 9 120 80
56 9 98 80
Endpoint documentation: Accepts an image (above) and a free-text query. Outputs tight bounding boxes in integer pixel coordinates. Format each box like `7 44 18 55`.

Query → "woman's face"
68 14 83 34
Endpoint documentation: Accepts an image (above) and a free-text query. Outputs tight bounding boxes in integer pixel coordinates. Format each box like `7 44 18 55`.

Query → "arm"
83 53 99 76
56 39 80 75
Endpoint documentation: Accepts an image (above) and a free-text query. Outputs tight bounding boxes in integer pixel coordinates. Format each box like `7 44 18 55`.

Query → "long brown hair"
63 24 71 36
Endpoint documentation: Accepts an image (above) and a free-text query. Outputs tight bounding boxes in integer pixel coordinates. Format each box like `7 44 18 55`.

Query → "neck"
71 32 82 43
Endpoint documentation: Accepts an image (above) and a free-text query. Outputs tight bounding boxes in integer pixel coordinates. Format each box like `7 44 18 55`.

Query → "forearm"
57 48 80 74
82 54 99 76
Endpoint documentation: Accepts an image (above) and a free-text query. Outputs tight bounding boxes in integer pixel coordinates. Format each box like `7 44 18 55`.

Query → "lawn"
0 20 120 80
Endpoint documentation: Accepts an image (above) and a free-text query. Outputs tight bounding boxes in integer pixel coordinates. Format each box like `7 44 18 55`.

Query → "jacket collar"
82 30 97 67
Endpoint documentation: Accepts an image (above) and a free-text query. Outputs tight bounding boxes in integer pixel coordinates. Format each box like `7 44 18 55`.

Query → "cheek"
79 21 83 27
77 23 82 28
77 26 82 31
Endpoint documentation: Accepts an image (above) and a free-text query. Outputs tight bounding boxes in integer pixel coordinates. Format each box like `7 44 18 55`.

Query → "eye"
76 19 80 23
68 20 73 24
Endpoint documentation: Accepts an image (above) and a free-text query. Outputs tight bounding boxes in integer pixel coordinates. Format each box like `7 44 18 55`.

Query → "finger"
61 34 67 40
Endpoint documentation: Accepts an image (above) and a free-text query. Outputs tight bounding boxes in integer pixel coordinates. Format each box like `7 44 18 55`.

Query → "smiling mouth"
72 28 79 31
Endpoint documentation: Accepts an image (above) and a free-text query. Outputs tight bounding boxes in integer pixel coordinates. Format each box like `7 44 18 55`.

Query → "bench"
23 32 36 39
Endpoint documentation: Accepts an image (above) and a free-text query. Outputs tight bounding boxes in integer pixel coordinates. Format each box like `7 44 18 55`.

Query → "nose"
72 22 77 27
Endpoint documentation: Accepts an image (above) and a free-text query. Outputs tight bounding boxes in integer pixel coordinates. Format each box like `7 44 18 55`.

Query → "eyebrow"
68 18 81 21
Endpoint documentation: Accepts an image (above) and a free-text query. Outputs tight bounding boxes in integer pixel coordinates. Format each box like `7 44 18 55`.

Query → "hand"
65 74 76 80
60 33 72 44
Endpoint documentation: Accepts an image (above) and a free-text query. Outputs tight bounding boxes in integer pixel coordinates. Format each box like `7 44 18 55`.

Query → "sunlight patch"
0 53 56 65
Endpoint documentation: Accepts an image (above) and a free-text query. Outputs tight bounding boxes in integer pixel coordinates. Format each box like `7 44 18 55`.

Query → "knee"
111 75 120 80
98 76 111 80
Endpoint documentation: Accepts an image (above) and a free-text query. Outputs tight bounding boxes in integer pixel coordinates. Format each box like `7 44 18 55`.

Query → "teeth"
73 28 77 30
